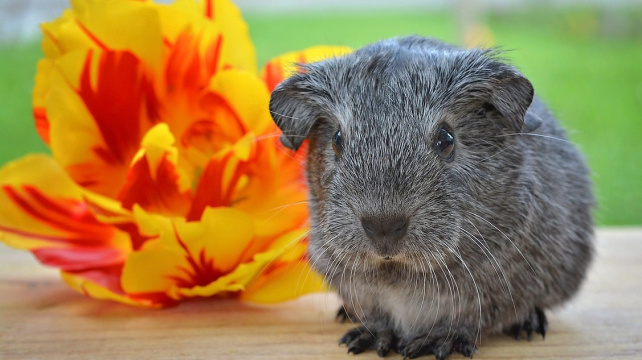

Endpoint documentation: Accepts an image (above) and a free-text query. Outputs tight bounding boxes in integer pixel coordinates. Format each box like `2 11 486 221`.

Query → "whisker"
448 246 482 349
269 110 300 120
466 211 537 277
498 132 572 144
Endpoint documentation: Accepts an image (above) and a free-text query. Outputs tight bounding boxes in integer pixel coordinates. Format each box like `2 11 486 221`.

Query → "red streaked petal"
179 92 247 163
33 107 50 145
205 0 214 19
2 185 117 244
62 266 172 308
64 265 123 293
186 150 250 221
33 246 125 271
204 34 223 77
75 19 108 50
261 60 285 93
0 185 131 271
165 28 208 95
77 49 155 167
117 153 191 217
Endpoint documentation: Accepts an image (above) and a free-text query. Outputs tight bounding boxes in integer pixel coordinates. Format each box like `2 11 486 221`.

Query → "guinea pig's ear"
490 69 541 133
269 73 325 151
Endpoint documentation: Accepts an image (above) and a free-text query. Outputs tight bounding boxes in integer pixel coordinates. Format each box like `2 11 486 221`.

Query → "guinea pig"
269 36 594 359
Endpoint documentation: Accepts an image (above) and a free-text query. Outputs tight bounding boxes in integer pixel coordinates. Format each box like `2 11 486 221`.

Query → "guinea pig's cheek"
305 149 328 202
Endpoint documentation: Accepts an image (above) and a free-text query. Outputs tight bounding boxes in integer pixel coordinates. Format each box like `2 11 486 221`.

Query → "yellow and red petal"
163 28 221 98
207 69 272 135
122 207 258 299
160 0 257 74
169 216 306 300
0 154 131 271
180 207 255 273
47 49 156 198
232 137 308 239
186 135 255 221
71 0 164 72
40 8 96 60
117 124 192 217
62 267 167 308
261 45 352 92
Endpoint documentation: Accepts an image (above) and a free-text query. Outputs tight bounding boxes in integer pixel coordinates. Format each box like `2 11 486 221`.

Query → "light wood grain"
1 228 641 359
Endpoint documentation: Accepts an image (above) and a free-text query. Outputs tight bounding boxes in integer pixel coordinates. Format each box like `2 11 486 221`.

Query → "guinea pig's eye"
435 125 455 161
332 130 344 158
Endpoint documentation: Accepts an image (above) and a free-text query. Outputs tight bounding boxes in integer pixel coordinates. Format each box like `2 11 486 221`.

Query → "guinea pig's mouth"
371 253 403 264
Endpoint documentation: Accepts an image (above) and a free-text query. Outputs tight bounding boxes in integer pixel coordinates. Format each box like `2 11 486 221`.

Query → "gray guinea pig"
269 36 594 360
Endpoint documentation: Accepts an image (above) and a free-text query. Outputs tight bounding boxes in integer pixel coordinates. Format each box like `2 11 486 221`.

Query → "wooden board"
1 228 641 359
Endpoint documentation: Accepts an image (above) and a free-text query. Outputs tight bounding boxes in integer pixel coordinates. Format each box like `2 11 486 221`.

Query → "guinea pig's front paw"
506 307 548 341
339 325 396 357
398 331 476 360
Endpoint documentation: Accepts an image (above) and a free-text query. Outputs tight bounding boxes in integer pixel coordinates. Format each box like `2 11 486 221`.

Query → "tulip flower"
0 0 350 307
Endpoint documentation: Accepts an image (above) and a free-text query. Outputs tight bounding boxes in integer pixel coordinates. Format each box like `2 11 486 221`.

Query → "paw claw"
339 326 363 346
507 307 549 342
339 326 395 356
376 338 392 357
399 334 475 360
535 307 548 339
336 306 351 323
347 344 366 355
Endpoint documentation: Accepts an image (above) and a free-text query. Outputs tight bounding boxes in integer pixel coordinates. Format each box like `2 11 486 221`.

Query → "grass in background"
0 41 49 166
0 8 640 225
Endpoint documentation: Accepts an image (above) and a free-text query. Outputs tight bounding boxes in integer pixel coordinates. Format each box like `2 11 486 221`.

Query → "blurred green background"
0 4 640 225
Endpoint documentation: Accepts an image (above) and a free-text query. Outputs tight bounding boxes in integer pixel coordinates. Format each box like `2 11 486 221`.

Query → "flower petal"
61 268 165 308
240 260 327 304
122 207 257 299
206 69 272 135
121 248 190 294
0 155 133 279
261 45 352 92
232 137 308 239
186 135 255 221
71 0 164 71
40 8 97 60
117 124 192 217
160 0 257 73
48 49 157 198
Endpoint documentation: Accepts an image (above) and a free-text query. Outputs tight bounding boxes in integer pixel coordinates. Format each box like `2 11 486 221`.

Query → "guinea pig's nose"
361 216 409 241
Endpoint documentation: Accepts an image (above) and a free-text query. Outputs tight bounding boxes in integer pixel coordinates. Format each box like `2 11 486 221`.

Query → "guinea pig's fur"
269 36 594 359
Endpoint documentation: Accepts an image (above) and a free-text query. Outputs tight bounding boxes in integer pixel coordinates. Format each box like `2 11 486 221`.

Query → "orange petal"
261 45 352 92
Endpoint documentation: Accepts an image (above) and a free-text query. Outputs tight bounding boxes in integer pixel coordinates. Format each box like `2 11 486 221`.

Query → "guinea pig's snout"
360 215 408 258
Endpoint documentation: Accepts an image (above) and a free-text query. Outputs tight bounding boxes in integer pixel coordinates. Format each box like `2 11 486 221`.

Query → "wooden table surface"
1 228 641 359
